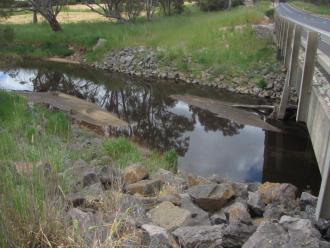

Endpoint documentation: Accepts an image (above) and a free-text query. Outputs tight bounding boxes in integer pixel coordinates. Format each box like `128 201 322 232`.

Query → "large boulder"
173 223 256 248
67 182 104 209
123 163 149 184
258 182 298 209
186 174 211 187
225 202 252 225
142 224 179 248
300 191 318 211
68 208 107 243
159 193 182 206
152 169 186 191
126 179 162 196
242 220 289 248
247 191 265 216
172 225 225 248
180 193 211 226
188 183 235 212
221 222 256 248
147 201 191 231
98 165 122 189
243 216 329 248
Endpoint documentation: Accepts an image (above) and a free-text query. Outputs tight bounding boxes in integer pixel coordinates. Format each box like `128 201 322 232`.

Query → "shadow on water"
0 60 321 194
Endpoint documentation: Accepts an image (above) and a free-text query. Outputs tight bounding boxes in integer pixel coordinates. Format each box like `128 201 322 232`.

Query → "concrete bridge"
274 3 330 219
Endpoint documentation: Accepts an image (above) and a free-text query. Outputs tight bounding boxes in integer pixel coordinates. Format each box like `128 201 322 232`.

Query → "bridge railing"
274 8 330 220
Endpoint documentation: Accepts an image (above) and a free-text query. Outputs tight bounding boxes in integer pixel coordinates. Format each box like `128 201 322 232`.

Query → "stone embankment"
91 25 297 102
62 158 330 247
92 46 290 101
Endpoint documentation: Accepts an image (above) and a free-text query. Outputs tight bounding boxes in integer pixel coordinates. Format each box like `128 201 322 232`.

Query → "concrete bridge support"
274 10 330 219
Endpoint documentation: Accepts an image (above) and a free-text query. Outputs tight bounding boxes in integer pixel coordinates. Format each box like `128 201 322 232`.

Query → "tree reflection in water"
27 69 243 156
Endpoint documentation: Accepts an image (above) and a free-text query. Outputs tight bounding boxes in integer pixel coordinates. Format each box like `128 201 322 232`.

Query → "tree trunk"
33 11 38 23
228 0 232 9
47 15 62 32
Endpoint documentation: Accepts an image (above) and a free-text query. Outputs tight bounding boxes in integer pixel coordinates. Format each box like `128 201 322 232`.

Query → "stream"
0 60 321 194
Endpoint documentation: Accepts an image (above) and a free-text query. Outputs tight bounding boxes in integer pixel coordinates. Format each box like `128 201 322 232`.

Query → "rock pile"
63 160 330 247
93 45 291 101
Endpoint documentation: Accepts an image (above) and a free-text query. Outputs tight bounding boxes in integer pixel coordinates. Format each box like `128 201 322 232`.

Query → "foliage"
164 148 178 172
198 0 243 11
0 91 73 246
257 78 267 89
0 2 276 80
104 137 140 166
159 0 185 15
0 0 14 18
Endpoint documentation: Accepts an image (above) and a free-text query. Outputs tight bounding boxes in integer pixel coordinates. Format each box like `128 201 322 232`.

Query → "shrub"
164 149 178 171
199 0 243 11
257 78 267 89
265 8 274 19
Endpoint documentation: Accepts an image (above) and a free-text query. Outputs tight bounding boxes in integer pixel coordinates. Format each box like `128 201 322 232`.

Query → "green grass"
103 138 178 172
0 91 72 246
289 1 330 16
0 1 278 79
0 91 178 246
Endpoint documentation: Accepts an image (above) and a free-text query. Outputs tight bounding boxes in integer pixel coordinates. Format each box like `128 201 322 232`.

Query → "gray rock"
180 193 211 226
98 165 122 189
152 169 186 191
82 172 100 188
225 202 252 225
222 223 256 248
188 183 235 212
126 179 162 196
142 224 179 248
147 201 191 231
159 193 181 206
123 163 149 184
67 182 104 209
173 225 225 248
243 216 329 248
68 208 106 243
279 215 324 247
242 220 289 248
300 192 318 210
263 204 285 220
233 182 249 199
258 182 298 210
247 191 265 216
210 211 227 225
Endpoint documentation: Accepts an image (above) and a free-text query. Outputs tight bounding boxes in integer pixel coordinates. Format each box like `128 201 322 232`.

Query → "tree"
27 0 66 32
0 0 14 19
84 0 126 22
84 0 143 23
144 0 158 21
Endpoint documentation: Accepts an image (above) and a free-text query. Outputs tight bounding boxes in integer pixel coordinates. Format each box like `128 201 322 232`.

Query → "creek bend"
0 61 321 194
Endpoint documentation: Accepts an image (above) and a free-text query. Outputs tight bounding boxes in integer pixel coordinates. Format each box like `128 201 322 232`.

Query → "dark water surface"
0 61 321 194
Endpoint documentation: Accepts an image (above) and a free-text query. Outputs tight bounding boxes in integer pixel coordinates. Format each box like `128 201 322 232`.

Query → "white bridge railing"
274 6 330 219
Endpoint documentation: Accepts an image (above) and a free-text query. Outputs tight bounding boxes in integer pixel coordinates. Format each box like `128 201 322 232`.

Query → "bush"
265 8 274 19
199 0 243 11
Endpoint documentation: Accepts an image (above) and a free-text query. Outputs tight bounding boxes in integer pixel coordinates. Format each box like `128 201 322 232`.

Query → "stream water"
0 61 321 194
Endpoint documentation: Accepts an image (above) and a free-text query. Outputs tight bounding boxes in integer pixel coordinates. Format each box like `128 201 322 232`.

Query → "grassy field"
0 2 278 79
289 1 330 16
0 91 177 247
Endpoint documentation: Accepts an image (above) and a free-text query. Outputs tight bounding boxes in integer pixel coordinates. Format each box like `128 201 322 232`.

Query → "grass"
104 137 178 172
0 91 178 247
0 1 279 79
289 0 330 16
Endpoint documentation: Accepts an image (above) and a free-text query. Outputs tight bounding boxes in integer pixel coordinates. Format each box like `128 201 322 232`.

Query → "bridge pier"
274 7 330 220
